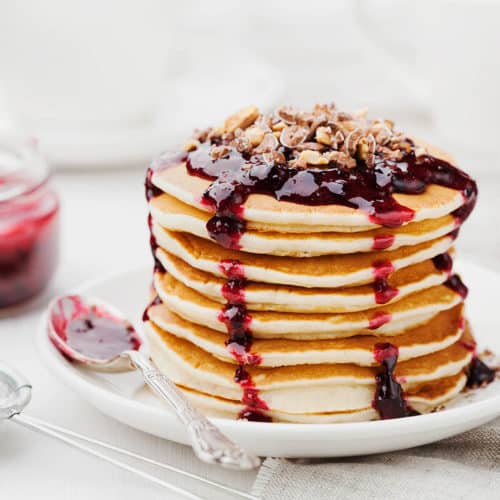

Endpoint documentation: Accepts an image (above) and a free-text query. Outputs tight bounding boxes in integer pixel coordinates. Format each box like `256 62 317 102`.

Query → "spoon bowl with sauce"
47 294 261 470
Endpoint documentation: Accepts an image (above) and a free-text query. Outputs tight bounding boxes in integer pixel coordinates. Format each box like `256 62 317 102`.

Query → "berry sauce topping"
457 336 497 389
369 311 392 330
444 274 468 299
372 234 395 251
147 214 165 274
219 259 247 305
431 252 468 299
432 252 453 275
234 364 271 422
218 259 246 279
142 295 162 322
51 295 141 361
216 257 267 419
145 151 187 202
221 278 247 304
466 358 496 388
372 343 419 419
372 260 399 305
145 167 163 202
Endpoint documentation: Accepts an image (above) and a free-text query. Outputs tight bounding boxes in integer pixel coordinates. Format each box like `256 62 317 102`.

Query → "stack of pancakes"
143 104 478 423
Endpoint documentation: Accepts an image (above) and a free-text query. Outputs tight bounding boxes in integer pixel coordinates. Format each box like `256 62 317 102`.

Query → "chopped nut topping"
210 145 231 160
232 134 251 153
295 141 325 152
316 126 333 146
187 103 418 171
343 128 364 157
357 134 376 167
263 150 286 165
271 121 287 132
245 126 265 147
183 139 200 152
276 105 298 124
325 150 356 168
280 125 308 148
254 133 279 153
297 150 329 167
224 105 259 133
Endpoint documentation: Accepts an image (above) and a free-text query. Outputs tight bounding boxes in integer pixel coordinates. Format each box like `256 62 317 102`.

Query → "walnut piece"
263 150 286 165
276 105 298 124
210 145 231 160
183 139 200 152
325 151 356 168
254 133 279 153
245 126 265 147
298 150 329 166
224 106 260 133
315 126 333 146
232 135 252 153
280 125 308 148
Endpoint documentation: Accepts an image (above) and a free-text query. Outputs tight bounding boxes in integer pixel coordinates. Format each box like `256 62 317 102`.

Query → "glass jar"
0 134 59 308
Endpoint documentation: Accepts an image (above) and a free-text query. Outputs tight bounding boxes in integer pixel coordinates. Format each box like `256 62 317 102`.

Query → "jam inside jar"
0 136 59 308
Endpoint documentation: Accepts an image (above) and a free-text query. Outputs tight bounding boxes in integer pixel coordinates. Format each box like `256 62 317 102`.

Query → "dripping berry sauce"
466 358 496 388
217 259 269 420
457 337 497 389
234 364 271 422
372 260 399 305
372 343 419 419
372 234 395 251
142 295 162 322
147 214 165 274
369 311 392 330
431 252 468 299
432 252 453 275
444 274 468 299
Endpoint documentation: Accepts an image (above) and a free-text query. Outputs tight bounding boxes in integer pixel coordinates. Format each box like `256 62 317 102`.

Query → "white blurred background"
0 0 499 171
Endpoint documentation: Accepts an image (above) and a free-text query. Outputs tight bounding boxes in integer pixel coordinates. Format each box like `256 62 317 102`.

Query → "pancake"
147 304 465 367
178 373 467 423
154 227 455 289
150 194 458 256
145 321 472 415
152 272 463 339
155 247 450 312
143 103 484 423
151 161 464 231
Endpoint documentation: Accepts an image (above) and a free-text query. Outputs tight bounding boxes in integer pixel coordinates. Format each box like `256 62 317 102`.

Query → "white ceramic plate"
37 259 500 457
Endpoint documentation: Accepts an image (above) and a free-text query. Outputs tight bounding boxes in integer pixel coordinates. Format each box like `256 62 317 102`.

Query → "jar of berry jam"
0 135 59 308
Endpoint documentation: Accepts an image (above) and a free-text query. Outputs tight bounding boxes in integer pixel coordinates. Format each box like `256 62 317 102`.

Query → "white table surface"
1 166 499 499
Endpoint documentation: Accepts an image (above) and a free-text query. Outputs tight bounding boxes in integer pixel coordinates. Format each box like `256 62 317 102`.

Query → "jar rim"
0 133 50 204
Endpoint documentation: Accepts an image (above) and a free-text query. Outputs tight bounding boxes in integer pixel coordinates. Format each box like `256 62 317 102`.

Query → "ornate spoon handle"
125 350 261 470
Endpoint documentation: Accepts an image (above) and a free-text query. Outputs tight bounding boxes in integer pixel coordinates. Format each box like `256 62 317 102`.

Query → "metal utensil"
46 294 261 470
0 361 259 500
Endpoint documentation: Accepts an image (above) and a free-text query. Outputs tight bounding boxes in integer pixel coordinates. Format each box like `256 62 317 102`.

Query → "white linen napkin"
252 418 500 500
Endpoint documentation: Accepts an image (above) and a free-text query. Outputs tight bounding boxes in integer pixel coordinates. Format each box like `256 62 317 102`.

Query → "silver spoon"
46 294 261 470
